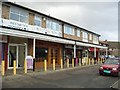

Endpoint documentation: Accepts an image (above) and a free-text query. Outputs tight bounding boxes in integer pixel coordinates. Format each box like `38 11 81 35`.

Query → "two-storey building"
0 1 108 70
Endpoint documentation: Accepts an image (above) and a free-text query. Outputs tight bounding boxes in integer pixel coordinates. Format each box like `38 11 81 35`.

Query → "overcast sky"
9 0 118 41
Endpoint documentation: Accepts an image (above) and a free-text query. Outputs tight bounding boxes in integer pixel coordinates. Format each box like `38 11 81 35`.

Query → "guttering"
76 42 108 49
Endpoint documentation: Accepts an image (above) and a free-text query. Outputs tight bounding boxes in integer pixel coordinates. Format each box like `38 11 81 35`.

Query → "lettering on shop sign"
2 19 62 37
2 19 29 30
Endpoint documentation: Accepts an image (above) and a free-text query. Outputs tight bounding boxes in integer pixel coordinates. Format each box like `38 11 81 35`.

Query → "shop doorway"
8 44 27 69
51 48 59 64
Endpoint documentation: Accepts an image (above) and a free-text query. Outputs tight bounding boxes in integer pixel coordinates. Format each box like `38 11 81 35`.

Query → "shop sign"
1 19 62 37
28 25 62 37
65 45 73 49
2 19 29 30
26 56 33 69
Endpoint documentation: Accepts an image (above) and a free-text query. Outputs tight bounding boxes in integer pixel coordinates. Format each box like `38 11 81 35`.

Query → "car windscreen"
104 59 119 65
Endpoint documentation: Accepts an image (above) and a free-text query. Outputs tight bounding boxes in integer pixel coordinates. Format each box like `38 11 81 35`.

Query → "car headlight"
112 68 117 70
100 67 103 69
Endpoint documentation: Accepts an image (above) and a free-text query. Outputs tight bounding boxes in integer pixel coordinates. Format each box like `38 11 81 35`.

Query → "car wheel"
99 72 102 76
117 72 120 77
114 72 119 77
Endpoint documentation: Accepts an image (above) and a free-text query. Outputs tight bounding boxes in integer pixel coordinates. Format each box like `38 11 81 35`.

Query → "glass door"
8 45 18 69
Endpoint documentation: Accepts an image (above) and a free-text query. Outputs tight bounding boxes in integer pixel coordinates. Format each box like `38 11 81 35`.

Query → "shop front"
34 40 63 69
64 45 83 66
0 35 28 70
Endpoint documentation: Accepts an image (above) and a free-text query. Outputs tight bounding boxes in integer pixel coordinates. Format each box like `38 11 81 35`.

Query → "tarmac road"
2 65 119 88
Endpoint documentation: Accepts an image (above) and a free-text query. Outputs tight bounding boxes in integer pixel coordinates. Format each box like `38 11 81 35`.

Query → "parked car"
99 58 120 77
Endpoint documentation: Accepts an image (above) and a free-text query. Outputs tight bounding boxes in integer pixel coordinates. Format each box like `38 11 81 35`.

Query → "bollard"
61 59 63 69
100 58 102 63
24 60 27 73
98 58 100 64
97 58 99 64
90 58 91 65
67 58 69 68
44 59 47 71
87 58 89 65
13 60 16 75
102 58 104 63
92 58 94 65
79 58 81 66
2 60 5 76
88 58 90 65
53 59 55 70
72 58 74 68
82 58 84 66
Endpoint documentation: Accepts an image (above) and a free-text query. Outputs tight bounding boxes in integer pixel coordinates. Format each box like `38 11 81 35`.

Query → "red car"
99 58 120 77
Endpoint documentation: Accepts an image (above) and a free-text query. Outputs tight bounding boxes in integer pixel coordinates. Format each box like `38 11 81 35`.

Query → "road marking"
110 79 119 89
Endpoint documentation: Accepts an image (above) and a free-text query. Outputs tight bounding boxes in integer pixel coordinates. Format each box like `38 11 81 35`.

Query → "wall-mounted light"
45 49 48 53
43 17 46 21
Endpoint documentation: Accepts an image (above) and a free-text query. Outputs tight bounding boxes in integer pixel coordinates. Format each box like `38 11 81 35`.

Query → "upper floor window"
46 20 61 31
10 7 28 23
93 35 99 44
82 31 88 42
64 25 74 35
76 29 80 37
89 33 92 40
34 15 42 26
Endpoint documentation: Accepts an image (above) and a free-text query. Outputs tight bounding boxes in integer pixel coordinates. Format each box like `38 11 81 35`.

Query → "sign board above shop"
2 19 29 30
1 18 62 37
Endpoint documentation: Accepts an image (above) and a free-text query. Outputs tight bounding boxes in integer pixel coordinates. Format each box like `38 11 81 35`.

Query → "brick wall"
29 12 35 25
2 4 10 19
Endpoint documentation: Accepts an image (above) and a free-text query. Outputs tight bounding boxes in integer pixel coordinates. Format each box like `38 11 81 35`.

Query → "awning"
76 42 108 49
89 47 99 51
0 27 108 49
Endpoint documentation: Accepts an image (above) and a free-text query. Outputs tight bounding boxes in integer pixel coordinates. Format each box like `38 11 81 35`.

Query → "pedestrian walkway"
3 63 100 78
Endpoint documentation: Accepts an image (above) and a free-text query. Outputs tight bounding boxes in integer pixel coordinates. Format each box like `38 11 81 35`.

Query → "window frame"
82 31 88 42
46 19 61 31
64 25 75 35
93 35 99 44
76 29 80 37
9 6 28 23
89 33 92 40
34 15 42 26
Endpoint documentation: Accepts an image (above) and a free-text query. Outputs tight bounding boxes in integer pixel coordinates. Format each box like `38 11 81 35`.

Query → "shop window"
64 25 74 35
10 6 28 23
35 47 48 61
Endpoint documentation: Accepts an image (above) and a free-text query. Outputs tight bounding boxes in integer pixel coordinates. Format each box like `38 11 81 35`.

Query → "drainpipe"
94 47 96 64
94 47 96 58
74 42 77 65
106 48 108 58
74 44 76 59
33 38 36 58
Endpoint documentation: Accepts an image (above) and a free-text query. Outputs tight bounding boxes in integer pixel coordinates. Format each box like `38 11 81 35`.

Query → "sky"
7 0 119 41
